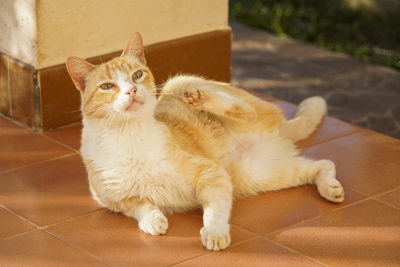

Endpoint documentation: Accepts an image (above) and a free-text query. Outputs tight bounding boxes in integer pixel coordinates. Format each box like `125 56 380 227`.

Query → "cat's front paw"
138 209 168 235
200 224 231 251
183 89 207 107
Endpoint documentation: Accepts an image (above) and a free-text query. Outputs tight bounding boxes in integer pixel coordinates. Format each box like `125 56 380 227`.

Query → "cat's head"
66 33 156 122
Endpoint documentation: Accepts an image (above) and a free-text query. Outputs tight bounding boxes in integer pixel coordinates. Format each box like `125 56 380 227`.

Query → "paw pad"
183 89 207 107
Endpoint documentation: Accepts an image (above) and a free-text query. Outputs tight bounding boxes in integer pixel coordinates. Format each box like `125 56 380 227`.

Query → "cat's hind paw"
318 178 345 203
138 209 168 235
183 89 207 108
200 225 231 251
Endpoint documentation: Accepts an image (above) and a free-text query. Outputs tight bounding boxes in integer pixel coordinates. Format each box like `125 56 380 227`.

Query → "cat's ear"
66 56 95 92
122 32 146 64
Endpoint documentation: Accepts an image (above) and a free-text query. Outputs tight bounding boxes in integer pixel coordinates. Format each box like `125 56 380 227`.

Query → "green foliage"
229 0 400 70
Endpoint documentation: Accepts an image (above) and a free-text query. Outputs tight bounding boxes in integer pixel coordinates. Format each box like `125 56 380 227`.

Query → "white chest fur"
81 118 196 211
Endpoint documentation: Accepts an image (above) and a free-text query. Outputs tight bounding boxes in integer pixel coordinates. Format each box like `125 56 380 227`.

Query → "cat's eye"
132 70 143 81
100 83 114 90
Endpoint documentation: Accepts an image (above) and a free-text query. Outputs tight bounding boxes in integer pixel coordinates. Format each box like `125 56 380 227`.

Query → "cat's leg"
161 75 285 131
110 197 168 235
180 82 285 132
193 161 233 251
272 157 345 203
312 159 345 203
238 150 345 203
161 76 256 122
183 86 256 123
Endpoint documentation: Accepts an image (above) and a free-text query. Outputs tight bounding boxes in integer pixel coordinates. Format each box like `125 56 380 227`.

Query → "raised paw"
318 178 345 203
183 89 207 108
200 225 231 251
138 209 168 235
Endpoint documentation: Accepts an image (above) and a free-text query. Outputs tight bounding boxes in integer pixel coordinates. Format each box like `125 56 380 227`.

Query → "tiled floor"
1 96 399 266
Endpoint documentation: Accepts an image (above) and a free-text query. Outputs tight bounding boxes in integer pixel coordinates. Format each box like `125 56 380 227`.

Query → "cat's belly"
227 132 299 196
90 156 198 213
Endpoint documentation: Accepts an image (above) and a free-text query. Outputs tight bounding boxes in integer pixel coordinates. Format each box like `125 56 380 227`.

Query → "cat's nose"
126 86 137 96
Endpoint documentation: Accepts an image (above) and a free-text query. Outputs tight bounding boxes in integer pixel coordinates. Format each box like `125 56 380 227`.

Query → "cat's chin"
126 99 144 111
114 99 144 114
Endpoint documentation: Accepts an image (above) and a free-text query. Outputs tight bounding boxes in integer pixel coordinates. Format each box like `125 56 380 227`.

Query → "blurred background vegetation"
229 0 400 70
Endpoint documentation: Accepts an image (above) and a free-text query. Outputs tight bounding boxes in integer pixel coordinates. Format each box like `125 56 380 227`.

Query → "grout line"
2 229 41 242
38 132 80 153
228 222 260 237
265 237 329 267
0 204 41 241
266 193 398 239
263 194 400 266
0 204 40 228
321 195 400 217
338 183 367 196
1 112 80 153
231 184 371 238
42 208 106 230
265 191 372 238
168 252 211 266
230 222 260 237
0 206 105 241
336 184 400 212
169 236 261 266
44 230 112 266
0 152 77 175
266 214 324 237
373 198 400 211
230 198 357 238
301 128 362 149
228 235 261 249
0 111 34 130
367 185 400 199
169 225 261 266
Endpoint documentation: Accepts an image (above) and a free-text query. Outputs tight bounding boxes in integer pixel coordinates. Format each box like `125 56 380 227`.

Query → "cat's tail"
278 96 327 142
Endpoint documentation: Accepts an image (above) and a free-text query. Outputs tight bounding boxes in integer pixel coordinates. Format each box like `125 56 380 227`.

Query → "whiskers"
148 89 181 100
87 102 153 130
66 108 82 114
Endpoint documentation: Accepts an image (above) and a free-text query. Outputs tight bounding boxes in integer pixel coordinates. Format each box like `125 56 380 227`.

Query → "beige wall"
36 0 229 68
0 0 37 66
0 0 228 68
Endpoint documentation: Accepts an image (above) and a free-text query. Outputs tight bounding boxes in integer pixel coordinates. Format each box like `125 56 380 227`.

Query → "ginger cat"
66 33 344 251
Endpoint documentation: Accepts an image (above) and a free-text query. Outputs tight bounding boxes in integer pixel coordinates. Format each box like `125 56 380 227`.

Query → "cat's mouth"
126 97 144 111
113 95 146 113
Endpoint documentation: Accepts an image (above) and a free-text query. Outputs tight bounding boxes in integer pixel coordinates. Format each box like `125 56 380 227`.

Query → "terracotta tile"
48 209 255 266
43 124 82 151
0 54 10 116
272 99 359 148
0 117 75 173
271 99 299 119
176 237 322 267
376 187 400 209
0 155 100 226
146 29 231 85
0 230 105 266
39 65 82 130
270 200 400 266
303 130 400 195
8 58 37 128
230 186 366 235
0 206 36 240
